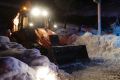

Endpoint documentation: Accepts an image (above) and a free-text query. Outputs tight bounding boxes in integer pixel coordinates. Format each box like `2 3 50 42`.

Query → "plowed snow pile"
0 36 71 80
74 32 120 59
68 32 120 80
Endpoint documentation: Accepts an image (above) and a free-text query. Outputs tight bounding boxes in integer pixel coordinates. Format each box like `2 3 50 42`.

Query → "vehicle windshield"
29 16 45 27
22 14 46 28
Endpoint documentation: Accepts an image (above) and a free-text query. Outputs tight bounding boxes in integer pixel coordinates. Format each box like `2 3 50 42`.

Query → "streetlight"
93 0 101 35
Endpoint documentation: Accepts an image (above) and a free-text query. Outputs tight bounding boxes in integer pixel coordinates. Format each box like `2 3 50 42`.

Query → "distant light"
93 0 100 3
22 6 27 11
42 10 48 17
31 7 41 16
29 23 34 27
53 24 58 28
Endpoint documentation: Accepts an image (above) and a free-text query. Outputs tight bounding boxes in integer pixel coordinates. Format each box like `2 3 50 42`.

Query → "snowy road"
60 58 120 80
70 59 120 80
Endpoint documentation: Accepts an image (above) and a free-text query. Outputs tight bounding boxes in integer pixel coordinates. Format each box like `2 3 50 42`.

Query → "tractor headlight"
53 24 58 28
30 7 49 17
29 22 34 27
31 7 41 16
42 10 48 17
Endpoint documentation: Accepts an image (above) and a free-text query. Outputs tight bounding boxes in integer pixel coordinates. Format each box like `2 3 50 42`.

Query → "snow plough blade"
47 45 90 65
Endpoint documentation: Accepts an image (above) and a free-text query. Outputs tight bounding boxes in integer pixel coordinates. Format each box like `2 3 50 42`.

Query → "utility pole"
93 0 101 35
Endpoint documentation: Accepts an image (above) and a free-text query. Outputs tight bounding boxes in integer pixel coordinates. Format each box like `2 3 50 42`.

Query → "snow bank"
70 33 120 80
66 24 79 35
73 32 120 59
0 36 70 80
0 36 10 43
0 57 35 80
55 24 79 36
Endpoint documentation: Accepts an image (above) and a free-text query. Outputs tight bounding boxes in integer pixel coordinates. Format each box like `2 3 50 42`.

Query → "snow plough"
10 1 89 65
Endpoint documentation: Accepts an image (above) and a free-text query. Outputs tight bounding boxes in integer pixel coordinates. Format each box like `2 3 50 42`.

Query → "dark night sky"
0 0 120 29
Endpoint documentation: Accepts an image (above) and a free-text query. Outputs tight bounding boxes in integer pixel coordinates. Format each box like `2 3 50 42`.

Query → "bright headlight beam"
22 6 27 11
31 7 41 16
42 10 48 17
30 7 49 17
29 23 34 27
36 67 49 80
53 24 58 28
36 66 57 80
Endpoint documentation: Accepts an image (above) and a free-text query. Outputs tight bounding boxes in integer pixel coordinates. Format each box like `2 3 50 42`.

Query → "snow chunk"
82 32 93 38
0 42 25 51
0 36 10 43
0 57 35 80
112 36 120 48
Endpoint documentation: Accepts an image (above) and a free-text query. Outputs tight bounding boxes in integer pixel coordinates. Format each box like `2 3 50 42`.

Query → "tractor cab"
13 6 51 32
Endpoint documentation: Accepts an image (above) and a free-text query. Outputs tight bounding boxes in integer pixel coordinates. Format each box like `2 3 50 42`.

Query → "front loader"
11 2 90 65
